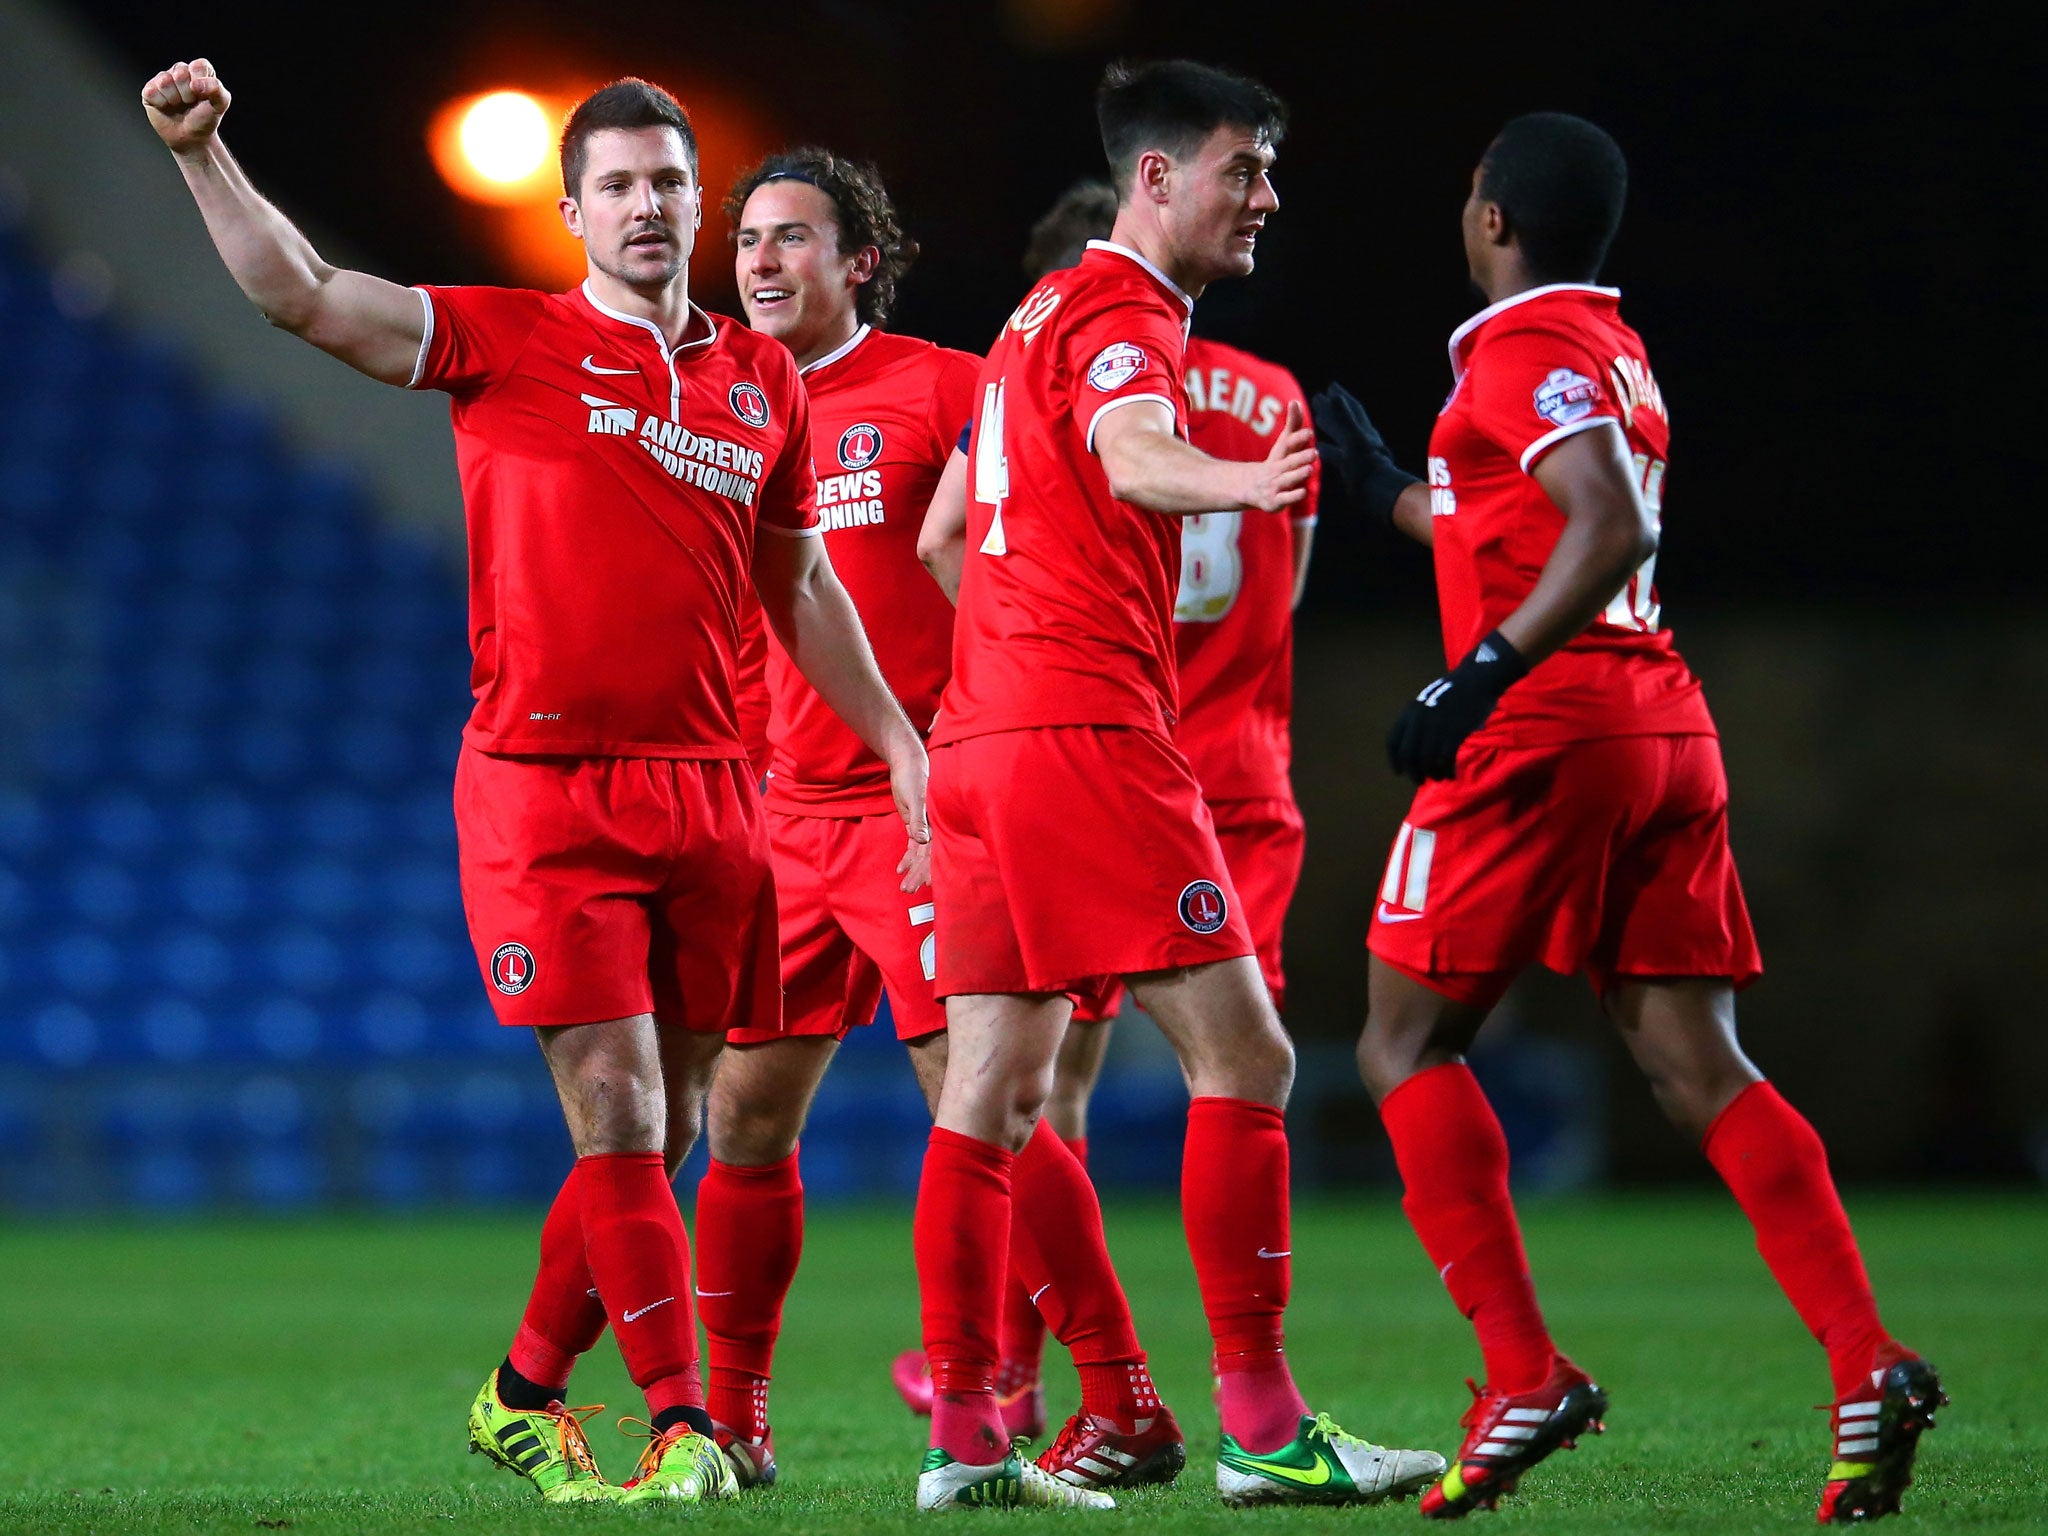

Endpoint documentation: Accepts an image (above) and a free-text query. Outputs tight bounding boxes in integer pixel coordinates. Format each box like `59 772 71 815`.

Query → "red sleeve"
1465 322 1625 474
1061 294 1188 451
925 349 983 464
756 352 820 536
410 286 547 397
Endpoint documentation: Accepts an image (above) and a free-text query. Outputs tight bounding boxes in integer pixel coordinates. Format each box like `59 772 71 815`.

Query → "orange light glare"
462 92 551 183
430 90 568 205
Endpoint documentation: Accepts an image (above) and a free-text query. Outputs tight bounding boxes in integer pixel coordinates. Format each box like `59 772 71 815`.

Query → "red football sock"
917 1127 1012 1464
1380 1064 1555 1396
1184 1097 1308 1451
996 1134 1084 1390
1010 1120 1150 1426
508 1163 608 1393
693 1151 803 1439
577 1151 703 1417
1703 1081 1891 1398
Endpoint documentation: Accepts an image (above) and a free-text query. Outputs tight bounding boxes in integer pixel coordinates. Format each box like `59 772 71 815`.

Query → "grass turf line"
3 1193 2041 1533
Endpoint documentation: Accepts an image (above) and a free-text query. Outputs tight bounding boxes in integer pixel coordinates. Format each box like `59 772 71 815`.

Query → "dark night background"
72 0 2037 628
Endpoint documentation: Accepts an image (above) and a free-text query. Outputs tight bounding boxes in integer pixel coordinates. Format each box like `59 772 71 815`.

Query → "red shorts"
727 808 944 1046
455 746 780 1033
931 726 1254 998
1367 732 1762 1009
1071 792 1305 1021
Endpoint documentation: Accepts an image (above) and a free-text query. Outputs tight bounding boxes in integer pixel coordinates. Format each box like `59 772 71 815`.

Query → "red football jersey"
764 326 981 815
1173 336 1318 803
934 241 1193 746
411 282 819 759
1429 284 1713 746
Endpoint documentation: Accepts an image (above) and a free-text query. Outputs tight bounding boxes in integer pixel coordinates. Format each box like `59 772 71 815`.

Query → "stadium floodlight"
429 90 565 205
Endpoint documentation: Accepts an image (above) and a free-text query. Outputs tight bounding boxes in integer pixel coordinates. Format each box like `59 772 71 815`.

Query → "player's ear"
559 195 585 241
850 244 881 284
1481 200 1511 249
1136 147 1173 206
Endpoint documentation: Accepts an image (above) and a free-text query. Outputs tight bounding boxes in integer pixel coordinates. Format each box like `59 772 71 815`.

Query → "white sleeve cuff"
1519 413 1622 474
404 287 435 390
1084 392 1176 453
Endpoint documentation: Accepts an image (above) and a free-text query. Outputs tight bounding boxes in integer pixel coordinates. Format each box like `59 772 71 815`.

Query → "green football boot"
466 1373 619 1503
916 1446 1117 1510
1217 1411 1446 1507
617 1421 741 1505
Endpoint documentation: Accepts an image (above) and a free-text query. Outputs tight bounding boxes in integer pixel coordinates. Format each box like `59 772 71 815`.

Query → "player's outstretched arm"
1094 399 1315 516
754 532 931 889
915 448 970 604
1310 383 1431 547
142 59 426 386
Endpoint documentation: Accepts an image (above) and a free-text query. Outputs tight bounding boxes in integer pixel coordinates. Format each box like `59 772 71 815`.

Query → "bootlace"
616 1415 691 1482
1040 1416 1085 1466
541 1402 606 1479
1309 1411 1381 1452
1455 1378 1495 1431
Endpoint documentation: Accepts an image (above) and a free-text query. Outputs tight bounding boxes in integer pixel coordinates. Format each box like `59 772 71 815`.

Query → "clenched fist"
142 59 231 155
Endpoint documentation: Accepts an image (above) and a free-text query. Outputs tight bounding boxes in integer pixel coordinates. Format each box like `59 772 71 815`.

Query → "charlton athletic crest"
729 382 772 428
491 941 535 995
837 422 884 470
1177 879 1228 935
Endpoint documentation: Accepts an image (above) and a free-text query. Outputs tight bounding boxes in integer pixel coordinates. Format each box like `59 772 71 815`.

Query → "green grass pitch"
4 1193 2041 1533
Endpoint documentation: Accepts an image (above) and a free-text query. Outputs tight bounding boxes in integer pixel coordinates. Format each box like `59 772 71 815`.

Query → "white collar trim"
799 323 872 377
580 281 719 355
1085 240 1195 313
1448 282 1619 376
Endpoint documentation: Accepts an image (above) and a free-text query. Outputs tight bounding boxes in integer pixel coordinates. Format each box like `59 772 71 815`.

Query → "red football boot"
891 1348 935 1417
1816 1344 1945 1524
1036 1406 1186 1491
711 1421 777 1489
1420 1355 1608 1519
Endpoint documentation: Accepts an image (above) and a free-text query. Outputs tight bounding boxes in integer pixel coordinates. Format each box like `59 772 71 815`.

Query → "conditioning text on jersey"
583 393 765 505
816 467 886 530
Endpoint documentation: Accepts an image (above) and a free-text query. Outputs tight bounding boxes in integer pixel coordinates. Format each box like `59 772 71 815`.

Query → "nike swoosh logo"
1257 1247 1291 1259
581 355 638 375
622 1296 675 1322
1029 1284 1053 1304
694 1288 735 1298
1252 1452 1332 1487
1376 903 1426 923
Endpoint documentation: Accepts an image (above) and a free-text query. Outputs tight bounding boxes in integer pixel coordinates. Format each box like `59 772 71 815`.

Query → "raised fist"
142 59 231 155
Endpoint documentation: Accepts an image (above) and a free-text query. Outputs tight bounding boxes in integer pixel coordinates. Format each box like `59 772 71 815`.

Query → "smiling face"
559 125 700 293
734 178 873 364
1159 122 1279 288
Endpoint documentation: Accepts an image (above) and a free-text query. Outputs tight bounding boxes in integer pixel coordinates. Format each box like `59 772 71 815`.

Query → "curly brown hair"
724 147 919 327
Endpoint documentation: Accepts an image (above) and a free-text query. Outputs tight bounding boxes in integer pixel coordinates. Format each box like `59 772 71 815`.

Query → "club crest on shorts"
837 421 884 469
1088 341 1148 392
1177 879 1228 935
729 381 772 428
491 941 536 995
1533 367 1601 427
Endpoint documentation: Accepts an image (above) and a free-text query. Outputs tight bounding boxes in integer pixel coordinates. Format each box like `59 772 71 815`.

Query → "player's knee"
1193 1019 1293 1106
1356 1008 1433 1101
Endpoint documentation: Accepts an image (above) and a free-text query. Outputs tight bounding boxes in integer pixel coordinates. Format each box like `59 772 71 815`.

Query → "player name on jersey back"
1429 283 1712 747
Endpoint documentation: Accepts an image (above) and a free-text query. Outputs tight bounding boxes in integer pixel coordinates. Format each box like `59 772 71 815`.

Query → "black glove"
1310 382 1421 529
1387 630 1529 782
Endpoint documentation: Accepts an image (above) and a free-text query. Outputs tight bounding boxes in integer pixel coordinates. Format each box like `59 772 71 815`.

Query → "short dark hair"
1096 59 1287 198
1023 180 1117 281
560 79 697 201
1477 113 1628 284
724 147 920 327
